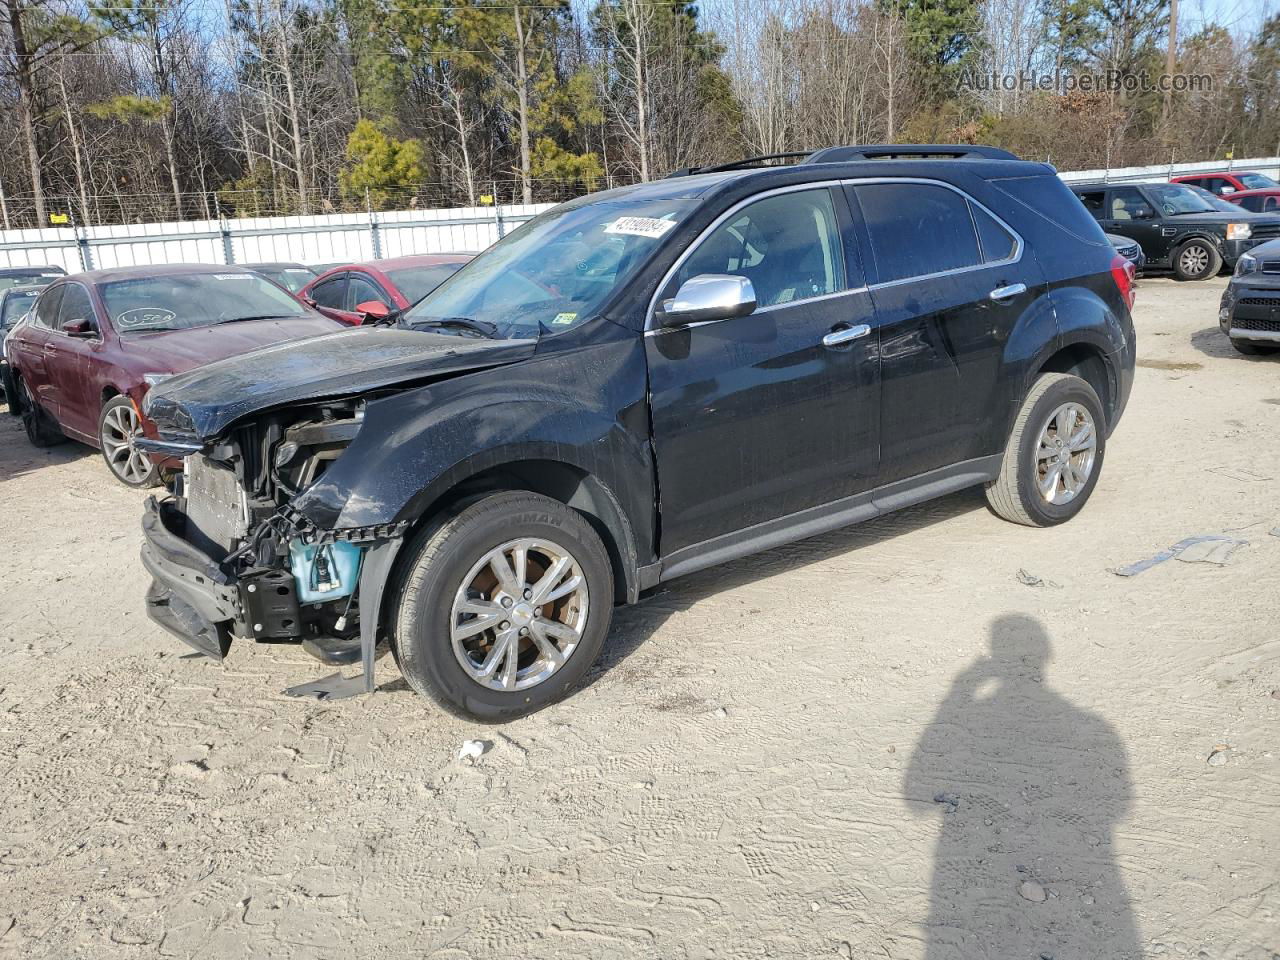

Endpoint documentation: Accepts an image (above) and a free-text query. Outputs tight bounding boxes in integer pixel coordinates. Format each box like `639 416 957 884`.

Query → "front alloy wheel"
450 537 589 691
394 491 613 721
99 396 159 487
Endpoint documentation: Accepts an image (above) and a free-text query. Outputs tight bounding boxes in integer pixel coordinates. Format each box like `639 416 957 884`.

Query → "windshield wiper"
403 316 498 338
217 313 304 324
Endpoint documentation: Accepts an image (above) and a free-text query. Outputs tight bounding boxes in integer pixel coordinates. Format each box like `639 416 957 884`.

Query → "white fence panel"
0 202 553 272
1058 156 1280 184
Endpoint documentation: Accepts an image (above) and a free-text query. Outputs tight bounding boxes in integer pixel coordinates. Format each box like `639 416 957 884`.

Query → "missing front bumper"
140 496 241 660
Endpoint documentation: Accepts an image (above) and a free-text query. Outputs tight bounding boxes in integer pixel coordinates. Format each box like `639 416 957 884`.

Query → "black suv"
139 144 1136 721
1070 180 1280 280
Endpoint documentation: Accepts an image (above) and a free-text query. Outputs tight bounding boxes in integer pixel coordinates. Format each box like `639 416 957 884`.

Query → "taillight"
1110 254 1136 310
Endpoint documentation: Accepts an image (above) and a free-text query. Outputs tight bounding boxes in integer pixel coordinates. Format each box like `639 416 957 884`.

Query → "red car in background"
300 253 473 325
1171 171 1280 196
1219 187 1280 214
5 265 341 487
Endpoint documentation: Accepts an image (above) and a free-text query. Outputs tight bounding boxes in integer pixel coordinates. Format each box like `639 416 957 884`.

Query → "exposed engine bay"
148 398 404 667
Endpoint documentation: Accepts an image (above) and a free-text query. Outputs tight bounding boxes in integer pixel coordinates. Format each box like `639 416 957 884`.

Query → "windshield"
1238 173 1278 190
101 272 310 333
404 197 696 337
386 263 467 305
2 290 40 328
257 267 316 293
1147 183 1215 215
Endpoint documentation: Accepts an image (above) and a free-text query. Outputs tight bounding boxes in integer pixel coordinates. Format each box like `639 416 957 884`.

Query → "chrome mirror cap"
660 274 757 327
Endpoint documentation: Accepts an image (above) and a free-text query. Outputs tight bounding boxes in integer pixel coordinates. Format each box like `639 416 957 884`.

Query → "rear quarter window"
994 177 1110 246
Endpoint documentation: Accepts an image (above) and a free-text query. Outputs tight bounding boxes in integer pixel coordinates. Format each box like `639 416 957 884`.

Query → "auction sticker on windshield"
604 217 678 239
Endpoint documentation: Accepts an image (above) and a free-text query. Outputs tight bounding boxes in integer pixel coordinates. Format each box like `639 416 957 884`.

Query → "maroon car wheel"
98 396 159 487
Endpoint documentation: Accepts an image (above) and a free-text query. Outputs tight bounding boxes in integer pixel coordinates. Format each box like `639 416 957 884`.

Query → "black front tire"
392 491 614 722
18 377 64 447
1172 239 1221 281
985 372 1107 527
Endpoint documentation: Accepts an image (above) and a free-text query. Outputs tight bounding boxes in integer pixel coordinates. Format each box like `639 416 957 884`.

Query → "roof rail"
665 152 813 178
805 144 1020 163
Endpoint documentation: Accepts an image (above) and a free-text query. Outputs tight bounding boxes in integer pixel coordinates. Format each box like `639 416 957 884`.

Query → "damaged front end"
138 399 404 693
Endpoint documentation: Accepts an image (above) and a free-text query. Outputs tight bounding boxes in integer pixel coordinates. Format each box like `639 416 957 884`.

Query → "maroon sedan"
5 264 340 486
300 253 472 325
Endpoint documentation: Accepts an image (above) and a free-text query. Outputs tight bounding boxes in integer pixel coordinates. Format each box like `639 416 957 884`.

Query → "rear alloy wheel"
19 378 64 447
985 372 1106 527
393 491 613 721
1172 239 1221 281
98 396 159 487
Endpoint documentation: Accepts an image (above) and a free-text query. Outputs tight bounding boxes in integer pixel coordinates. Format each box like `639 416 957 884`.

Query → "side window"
674 188 846 308
347 274 389 310
1076 190 1105 219
1266 197 1280 213
971 204 1017 262
32 285 64 329
1179 177 1203 189
856 182 980 283
56 283 96 332
1108 187 1149 220
1206 177 1230 195
310 275 347 310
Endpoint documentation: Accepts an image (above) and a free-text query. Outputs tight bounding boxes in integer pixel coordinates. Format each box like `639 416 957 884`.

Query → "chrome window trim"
45 279 105 343
644 180 853 334
644 176 1026 335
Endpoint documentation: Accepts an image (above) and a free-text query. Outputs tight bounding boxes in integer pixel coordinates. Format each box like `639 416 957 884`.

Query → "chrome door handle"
989 283 1027 302
822 323 871 347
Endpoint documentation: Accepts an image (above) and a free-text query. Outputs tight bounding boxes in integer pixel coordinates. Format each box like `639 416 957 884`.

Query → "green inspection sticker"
552 312 578 325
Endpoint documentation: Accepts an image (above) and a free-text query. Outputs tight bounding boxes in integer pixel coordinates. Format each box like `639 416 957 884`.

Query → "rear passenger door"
850 179 1040 484
9 283 62 412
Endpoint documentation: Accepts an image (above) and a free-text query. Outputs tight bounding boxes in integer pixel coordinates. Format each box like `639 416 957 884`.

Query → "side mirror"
62 318 94 337
355 300 392 322
659 275 757 327
303 296 318 308
1220 185 1236 195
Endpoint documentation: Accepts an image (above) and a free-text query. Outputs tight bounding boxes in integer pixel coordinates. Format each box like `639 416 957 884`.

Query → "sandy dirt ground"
0 276 1277 960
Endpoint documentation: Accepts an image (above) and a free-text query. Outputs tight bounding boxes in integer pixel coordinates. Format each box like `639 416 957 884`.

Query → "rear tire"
985 373 1106 527
18 377 64 448
1172 239 1221 281
392 491 613 722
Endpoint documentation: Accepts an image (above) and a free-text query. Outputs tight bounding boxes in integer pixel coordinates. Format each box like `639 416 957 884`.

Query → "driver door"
1101 186 1165 261
645 186 881 556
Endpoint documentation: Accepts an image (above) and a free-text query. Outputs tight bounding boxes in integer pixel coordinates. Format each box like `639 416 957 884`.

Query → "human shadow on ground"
904 615 1141 959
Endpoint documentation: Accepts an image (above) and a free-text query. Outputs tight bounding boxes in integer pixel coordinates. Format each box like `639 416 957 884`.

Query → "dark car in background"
1071 180 1280 280
5 265 340 486
138 144 1135 720
1219 238 1280 355
1171 171 1279 196
301 253 473 324
0 283 54 402
244 262 317 296
1106 233 1145 274
0 264 65 292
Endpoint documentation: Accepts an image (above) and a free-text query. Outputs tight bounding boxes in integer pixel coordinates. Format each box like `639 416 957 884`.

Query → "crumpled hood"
145 327 537 441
